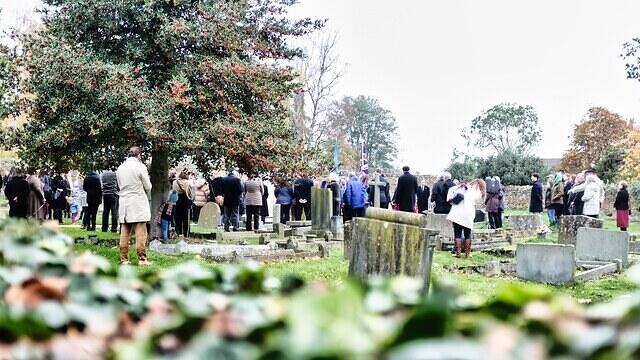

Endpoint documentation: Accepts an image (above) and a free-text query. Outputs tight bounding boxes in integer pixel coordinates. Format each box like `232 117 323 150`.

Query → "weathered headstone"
272 204 281 226
507 214 542 231
349 208 437 292
311 187 333 231
516 243 575 284
344 221 352 259
331 216 344 240
558 215 603 245
424 212 454 239
197 202 221 229
368 173 385 208
576 228 629 267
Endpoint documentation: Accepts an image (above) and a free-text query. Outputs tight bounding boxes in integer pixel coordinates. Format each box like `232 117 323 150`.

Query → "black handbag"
450 193 464 205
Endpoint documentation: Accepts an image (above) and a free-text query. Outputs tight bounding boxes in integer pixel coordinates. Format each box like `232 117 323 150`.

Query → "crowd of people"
0 147 635 264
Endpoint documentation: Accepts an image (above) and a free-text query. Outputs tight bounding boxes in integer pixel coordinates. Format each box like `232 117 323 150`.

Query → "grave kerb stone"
576 227 629 267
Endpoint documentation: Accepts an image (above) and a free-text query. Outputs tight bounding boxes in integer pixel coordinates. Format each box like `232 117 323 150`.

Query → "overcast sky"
3 0 640 174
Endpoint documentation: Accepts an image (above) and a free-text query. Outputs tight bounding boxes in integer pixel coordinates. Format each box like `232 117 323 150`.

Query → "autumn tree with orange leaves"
560 107 631 173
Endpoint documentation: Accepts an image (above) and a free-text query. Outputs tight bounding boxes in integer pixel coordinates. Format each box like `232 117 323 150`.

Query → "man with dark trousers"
101 168 119 232
529 173 544 214
83 171 102 231
393 166 419 212
293 174 314 221
221 171 243 232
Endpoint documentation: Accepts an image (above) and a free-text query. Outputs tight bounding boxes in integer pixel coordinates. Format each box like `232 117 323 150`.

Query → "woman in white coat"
581 174 604 218
446 179 486 257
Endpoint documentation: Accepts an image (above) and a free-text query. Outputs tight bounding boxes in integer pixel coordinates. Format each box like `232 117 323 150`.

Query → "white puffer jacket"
446 185 482 229
581 175 604 216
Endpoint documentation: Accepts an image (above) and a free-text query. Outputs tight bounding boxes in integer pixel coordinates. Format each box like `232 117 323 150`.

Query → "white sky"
3 0 640 174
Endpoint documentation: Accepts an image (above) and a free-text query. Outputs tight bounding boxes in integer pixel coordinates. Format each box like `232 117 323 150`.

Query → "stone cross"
368 173 385 208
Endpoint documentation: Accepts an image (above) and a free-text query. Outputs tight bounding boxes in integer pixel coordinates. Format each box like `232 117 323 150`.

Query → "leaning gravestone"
558 215 603 245
350 208 437 293
311 187 333 231
507 214 542 231
576 228 629 267
197 202 221 229
516 243 575 284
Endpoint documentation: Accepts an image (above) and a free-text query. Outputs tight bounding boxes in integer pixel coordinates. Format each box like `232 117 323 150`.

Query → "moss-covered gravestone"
349 208 437 293
558 215 603 245
311 187 332 231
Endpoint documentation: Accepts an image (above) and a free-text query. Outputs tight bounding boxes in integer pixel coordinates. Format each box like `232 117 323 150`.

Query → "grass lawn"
1 200 637 304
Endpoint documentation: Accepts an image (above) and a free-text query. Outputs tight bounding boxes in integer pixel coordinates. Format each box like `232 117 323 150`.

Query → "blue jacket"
274 185 294 205
343 176 367 209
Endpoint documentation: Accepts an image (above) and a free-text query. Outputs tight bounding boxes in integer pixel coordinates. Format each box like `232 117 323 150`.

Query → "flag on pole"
333 139 340 172
360 143 369 175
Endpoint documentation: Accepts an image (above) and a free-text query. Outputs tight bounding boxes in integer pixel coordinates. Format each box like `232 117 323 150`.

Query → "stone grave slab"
507 214 542 231
349 208 437 293
287 220 312 227
558 215 603 245
424 212 454 239
344 221 352 260
331 216 344 240
576 228 629 267
516 243 575 284
197 202 221 229
311 188 333 231
272 204 281 226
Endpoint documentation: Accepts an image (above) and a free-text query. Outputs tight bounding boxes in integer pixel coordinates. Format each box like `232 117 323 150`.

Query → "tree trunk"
149 148 169 239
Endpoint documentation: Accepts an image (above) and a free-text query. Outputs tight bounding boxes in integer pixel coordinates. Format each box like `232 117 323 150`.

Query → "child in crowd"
157 191 178 242
69 196 81 224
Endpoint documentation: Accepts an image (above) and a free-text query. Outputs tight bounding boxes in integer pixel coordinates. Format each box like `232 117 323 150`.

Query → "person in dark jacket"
39 171 53 220
417 181 430 213
393 166 419 212
101 168 119 232
327 174 342 216
529 173 544 214
4 169 29 219
562 175 574 215
274 180 294 224
343 173 367 221
293 175 314 221
82 171 102 231
614 181 630 231
431 172 455 214
261 184 269 223
222 171 243 232
51 173 70 224
568 173 585 216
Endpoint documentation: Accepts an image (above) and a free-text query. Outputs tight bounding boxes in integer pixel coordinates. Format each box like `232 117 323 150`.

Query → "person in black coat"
83 171 102 231
293 175 314 221
614 181 630 231
261 184 269 223
529 173 544 213
367 171 391 209
221 171 243 232
562 176 574 215
431 173 455 214
393 166 419 212
4 169 29 219
417 182 431 213
51 174 70 224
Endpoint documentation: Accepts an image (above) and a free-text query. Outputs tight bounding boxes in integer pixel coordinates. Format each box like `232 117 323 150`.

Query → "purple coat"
485 192 501 213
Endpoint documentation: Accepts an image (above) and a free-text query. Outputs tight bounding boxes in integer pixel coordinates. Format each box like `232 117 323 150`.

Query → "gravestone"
424 212 454 239
507 214 542 231
576 228 629 267
349 208 437 292
197 202 221 229
516 243 575 284
272 204 281 226
331 216 344 240
311 187 333 231
558 215 603 245
344 221 353 259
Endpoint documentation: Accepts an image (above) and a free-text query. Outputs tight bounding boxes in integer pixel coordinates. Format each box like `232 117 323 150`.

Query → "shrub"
0 219 640 358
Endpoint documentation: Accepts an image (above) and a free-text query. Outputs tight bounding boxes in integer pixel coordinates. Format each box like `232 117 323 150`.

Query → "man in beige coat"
117 146 152 265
